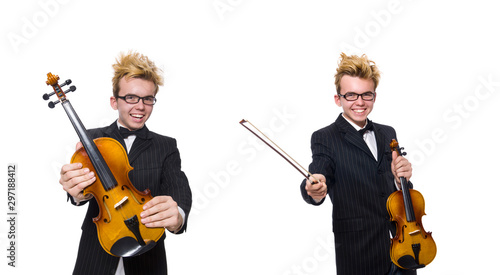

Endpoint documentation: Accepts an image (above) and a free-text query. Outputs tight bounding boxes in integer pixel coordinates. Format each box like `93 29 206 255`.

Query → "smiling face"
110 77 155 130
334 75 376 128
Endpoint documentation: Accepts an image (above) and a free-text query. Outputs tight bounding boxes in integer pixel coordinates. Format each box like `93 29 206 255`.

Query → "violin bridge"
114 196 129 209
409 229 421 236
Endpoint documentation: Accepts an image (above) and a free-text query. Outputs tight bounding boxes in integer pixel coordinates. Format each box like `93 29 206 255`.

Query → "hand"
391 151 412 187
140 196 183 232
305 174 327 201
59 142 96 202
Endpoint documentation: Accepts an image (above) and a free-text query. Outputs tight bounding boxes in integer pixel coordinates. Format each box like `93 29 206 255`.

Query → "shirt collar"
341 113 369 131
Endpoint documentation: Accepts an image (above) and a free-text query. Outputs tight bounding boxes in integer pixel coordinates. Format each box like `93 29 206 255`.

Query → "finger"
142 197 176 218
306 177 315 187
305 180 322 191
309 175 319 184
143 196 170 211
64 173 96 196
61 168 95 191
391 151 398 163
142 205 179 228
396 167 412 178
143 206 176 223
307 174 325 186
60 163 83 175
307 182 327 196
75 142 83 151
145 213 179 229
395 159 411 173
61 167 94 185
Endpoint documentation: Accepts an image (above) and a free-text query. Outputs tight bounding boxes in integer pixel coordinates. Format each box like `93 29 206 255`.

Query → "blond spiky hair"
334 53 380 94
112 51 164 97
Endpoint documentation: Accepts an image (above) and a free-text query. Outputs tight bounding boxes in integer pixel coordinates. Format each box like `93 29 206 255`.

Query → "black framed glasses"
338 92 375 101
116 95 157 105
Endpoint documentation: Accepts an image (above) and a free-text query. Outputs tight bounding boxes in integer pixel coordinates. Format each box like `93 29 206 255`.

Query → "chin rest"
397 255 425 270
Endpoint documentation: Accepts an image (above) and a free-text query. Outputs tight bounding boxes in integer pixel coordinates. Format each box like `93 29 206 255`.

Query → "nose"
354 95 365 105
134 99 146 110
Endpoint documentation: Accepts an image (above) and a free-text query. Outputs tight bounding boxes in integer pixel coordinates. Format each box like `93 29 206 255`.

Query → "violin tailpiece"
124 215 146 246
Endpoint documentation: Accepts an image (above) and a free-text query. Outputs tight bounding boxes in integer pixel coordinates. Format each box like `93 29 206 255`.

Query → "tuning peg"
48 100 60 109
43 85 76 101
60 79 72 87
65 85 76 93
43 91 54 100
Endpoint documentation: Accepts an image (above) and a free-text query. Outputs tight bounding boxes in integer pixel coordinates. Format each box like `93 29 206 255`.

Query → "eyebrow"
345 91 374 94
123 94 155 97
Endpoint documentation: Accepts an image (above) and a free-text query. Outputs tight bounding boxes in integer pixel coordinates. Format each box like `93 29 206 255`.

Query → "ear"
334 94 342 107
110 96 118 110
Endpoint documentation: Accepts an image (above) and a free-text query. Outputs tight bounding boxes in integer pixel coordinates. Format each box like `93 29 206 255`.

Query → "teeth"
131 114 144 118
353 110 364 113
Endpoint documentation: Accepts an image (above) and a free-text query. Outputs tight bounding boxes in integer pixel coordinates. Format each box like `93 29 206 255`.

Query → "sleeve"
300 129 336 206
160 138 192 234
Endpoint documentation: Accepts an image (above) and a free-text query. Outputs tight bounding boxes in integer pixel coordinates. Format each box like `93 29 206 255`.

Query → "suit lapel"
105 121 153 164
128 136 152 164
374 124 387 165
335 114 375 161
128 125 153 164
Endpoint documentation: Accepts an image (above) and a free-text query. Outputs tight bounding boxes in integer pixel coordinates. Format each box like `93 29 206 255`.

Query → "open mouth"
130 114 145 121
352 109 366 114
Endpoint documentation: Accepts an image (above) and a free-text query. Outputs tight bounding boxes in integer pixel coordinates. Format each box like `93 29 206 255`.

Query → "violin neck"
61 100 117 190
400 177 416 222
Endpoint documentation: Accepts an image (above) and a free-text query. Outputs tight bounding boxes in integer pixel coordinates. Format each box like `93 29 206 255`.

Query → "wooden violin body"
387 188 436 269
386 139 436 270
44 73 164 257
72 137 164 257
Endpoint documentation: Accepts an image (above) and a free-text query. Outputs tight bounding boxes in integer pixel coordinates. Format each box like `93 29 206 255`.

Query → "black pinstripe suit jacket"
301 114 400 275
69 121 192 275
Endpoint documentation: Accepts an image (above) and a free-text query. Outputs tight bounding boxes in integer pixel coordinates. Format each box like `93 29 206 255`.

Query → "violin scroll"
389 139 407 157
45 72 60 86
43 72 76 108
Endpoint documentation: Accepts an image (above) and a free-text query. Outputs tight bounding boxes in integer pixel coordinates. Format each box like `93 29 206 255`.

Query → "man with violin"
300 53 416 275
59 51 192 274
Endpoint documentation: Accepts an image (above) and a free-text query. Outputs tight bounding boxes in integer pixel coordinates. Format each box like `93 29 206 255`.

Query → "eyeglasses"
338 92 375 101
116 95 157 105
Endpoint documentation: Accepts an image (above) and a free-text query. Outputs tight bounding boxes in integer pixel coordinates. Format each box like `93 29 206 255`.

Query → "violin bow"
239 119 319 184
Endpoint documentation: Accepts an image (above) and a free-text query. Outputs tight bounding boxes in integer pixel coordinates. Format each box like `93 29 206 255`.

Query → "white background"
1 0 499 274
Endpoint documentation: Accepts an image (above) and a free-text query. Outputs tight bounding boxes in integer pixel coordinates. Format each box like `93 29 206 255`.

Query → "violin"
44 73 164 257
386 139 436 269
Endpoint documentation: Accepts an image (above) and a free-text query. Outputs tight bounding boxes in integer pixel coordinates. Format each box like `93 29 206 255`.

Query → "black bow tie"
358 119 374 136
119 126 148 139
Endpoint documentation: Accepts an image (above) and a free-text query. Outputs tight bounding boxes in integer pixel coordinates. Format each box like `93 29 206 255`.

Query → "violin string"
240 119 319 183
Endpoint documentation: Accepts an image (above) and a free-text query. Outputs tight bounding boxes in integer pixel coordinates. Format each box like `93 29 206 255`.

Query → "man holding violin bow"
300 53 416 275
58 51 192 274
